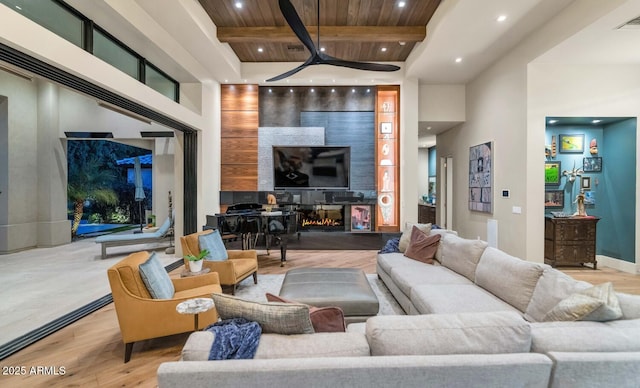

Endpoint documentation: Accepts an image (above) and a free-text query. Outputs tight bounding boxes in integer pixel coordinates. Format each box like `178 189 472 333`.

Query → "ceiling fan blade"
265 61 311 82
279 0 316 54
321 54 401 72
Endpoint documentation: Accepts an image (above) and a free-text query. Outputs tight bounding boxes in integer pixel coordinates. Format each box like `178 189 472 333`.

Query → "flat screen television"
273 146 350 189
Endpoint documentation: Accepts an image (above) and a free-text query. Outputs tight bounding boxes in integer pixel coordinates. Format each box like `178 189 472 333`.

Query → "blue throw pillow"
199 230 229 261
138 252 174 299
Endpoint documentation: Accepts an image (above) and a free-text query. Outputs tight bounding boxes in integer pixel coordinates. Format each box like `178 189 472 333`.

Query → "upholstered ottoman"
279 268 379 323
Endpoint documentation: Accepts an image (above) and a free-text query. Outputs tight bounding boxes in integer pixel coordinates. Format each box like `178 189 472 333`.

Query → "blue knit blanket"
379 237 400 254
205 318 261 360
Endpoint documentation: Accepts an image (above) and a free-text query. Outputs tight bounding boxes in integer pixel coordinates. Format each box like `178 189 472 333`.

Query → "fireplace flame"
301 218 342 227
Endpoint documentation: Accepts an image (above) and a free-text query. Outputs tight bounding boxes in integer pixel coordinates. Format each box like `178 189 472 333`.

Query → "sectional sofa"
157 227 640 388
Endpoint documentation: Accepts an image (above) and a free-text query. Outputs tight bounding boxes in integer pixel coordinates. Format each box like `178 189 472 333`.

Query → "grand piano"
204 203 298 266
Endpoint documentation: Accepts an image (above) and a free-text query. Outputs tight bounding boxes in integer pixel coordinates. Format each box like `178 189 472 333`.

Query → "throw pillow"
198 230 228 261
543 282 623 322
265 293 346 332
138 252 174 299
579 282 623 321
212 293 314 334
439 234 488 281
543 293 603 321
398 222 431 253
403 226 441 264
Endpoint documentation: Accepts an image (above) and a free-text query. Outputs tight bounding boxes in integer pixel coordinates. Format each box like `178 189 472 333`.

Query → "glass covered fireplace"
297 204 345 232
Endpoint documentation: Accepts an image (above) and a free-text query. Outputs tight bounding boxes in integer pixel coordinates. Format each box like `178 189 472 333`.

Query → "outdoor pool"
76 223 132 236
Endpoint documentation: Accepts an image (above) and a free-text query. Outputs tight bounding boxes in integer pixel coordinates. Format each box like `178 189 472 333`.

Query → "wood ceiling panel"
198 0 440 63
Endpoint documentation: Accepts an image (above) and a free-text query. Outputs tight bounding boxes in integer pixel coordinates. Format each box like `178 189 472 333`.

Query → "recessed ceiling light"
290 89 293 93
320 47 326 52
455 57 462 63
352 89 356 93
381 47 387 52
548 119 558 124
268 88 272 93
366 89 370 93
399 41 406 46
592 119 602 124
224 79 228 83
427 126 432 130
398 1 406 7
234 1 243 9
15 5 22 10
497 15 507 22
331 88 335 93
257 47 263 53
310 88 315 93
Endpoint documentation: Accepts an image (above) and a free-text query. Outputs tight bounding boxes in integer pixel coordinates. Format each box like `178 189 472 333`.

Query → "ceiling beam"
217 26 426 44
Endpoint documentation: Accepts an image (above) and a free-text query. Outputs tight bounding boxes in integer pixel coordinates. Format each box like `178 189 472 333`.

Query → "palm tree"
68 158 118 237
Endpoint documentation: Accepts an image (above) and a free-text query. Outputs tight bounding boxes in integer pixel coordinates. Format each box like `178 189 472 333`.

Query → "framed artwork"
545 161 561 185
583 157 602 172
581 176 591 190
559 134 585 153
380 122 392 134
350 205 372 232
584 191 596 205
469 142 492 213
545 190 564 208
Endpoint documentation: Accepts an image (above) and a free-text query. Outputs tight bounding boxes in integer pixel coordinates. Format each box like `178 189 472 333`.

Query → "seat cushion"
411 284 521 315
531 319 640 353
366 311 531 356
390 265 472 297
138 252 174 299
230 258 258 278
199 229 228 261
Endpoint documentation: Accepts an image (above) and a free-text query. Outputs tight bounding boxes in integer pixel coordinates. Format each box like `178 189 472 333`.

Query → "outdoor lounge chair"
96 214 173 259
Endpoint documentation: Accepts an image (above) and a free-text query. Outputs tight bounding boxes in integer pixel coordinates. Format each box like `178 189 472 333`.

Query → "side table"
180 267 211 278
176 297 215 331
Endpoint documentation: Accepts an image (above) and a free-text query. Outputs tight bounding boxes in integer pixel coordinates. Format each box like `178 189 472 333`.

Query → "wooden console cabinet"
418 204 436 225
544 216 600 269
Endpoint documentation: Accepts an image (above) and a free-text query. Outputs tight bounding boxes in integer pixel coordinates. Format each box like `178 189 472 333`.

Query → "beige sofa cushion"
411 284 520 315
524 268 592 322
429 229 458 262
439 235 487 281
366 311 531 356
181 331 370 361
475 247 546 312
531 319 640 353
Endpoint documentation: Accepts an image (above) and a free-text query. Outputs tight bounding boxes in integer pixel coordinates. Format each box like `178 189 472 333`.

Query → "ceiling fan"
266 0 401 82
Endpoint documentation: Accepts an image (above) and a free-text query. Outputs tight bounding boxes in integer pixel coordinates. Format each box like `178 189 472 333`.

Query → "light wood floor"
2 250 638 388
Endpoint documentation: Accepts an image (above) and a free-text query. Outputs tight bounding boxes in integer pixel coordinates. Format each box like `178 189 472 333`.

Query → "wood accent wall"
221 84 259 190
375 85 400 232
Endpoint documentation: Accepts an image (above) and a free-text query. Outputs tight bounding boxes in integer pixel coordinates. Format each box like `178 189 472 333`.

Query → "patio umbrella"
134 156 146 232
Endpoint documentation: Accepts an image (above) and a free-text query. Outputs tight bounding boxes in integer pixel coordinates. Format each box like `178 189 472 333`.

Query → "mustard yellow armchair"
107 251 222 363
180 230 258 294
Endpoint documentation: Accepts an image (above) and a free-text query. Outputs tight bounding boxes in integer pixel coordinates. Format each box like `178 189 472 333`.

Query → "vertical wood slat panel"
221 85 259 191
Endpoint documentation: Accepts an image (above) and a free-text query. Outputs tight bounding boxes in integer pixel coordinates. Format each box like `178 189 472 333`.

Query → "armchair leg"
124 342 134 363
253 271 258 284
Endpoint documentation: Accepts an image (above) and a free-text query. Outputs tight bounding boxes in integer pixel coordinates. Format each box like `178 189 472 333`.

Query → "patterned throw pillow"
212 293 314 334
265 293 346 332
138 252 174 299
544 282 623 322
198 229 228 261
404 226 441 264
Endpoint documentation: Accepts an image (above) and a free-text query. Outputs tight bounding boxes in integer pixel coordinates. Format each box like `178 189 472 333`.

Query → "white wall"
435 0 626 260
418 84 465 122
401 78 421 225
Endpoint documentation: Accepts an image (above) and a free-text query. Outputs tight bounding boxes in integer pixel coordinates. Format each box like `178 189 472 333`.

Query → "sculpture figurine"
574 190 587 217
590 138 598 155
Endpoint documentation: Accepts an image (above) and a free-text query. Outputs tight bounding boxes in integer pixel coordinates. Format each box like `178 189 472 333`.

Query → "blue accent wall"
545 118 636 263
600 118 636 262
545 126 603 215
428 146 437 177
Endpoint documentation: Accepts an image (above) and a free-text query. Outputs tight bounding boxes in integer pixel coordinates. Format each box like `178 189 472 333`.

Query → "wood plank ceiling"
198 0 441 63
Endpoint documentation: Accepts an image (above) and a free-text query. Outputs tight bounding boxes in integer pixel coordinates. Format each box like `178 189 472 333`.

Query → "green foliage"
185 249 210 262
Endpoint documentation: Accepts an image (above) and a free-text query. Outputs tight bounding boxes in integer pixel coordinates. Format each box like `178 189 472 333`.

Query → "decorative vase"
189 259 204 273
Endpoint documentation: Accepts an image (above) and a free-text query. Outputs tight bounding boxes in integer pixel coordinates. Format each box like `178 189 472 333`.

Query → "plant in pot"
185 249 209 273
